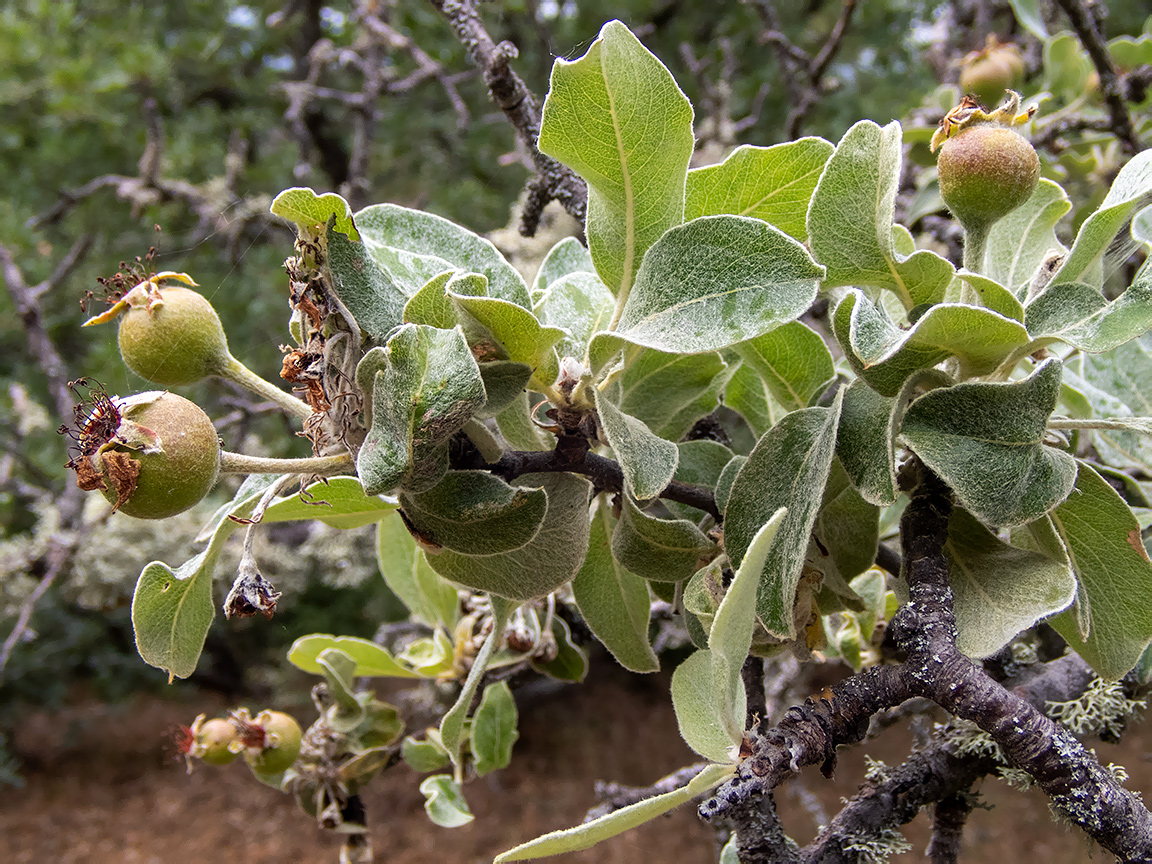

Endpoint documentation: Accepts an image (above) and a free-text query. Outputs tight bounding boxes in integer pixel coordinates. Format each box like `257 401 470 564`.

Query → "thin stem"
961 222 990 274
220 451 354 475
221 355 314 420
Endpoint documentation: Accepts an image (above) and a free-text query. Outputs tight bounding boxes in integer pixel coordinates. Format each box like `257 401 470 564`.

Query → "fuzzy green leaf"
1051 463 1152 680
711 508 786 743
945 508 1076 658
664 440 734 522
808 120 955 309
724 393 843 638
420 776 474 828
533 271 614 360
402 735 450 773
589 215 823 366
619 349 728 439
440 597 512 766
836 379 898 506
376 512 460 629
671 650 737 762
901 359 1076 527
132 483 264 680
1007 0 1048 38
271 187 359 241
326 221 408 344
472 681 519 776
685 139 835 240
423 473 592 600
451 293 565 390
595 388 679 501
495 392 554 453
493 763 733 862
832 290 1030 397
261 476 397 529
1050 151 1152 287
1071 338 1152 472
813 459 880 586
612 495 715 583
399 472 548 556
1025 269 1152 353
356 203 530 306
982 179 1069 294
532 236 596 296
355 324 485 495
734 320 835 412
477 361 534 420
953 271 1025 322
288 634 420 678
724 361 788 439
538 20 694 299
571 497 659 673
531 615 590 682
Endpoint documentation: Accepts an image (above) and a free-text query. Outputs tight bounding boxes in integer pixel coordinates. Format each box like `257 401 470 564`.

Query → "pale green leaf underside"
571 498 659 673
1050 150 1152 287
493 763 733 862
261 476 397 529
1024 268 1152 353
420 776 474 828
671 649 738 763
287 634 420 678
833 290 1030 397
611 494 715 583
711 508 786 743
270 186 359 241
376 512 460 629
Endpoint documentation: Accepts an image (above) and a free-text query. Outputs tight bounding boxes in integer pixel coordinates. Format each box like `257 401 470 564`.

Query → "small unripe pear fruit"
937 124 1040 231
117 286 231 386
239 710 303 775
70 390 221 519
959 54 1015 109
192 717 240 766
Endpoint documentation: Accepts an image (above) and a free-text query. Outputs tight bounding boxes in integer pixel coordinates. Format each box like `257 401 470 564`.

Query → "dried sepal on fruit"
231 708 303 776
932 91 1040 243
62 382 221 519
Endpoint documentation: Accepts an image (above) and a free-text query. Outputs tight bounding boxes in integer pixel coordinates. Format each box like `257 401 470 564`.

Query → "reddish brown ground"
2 662 1148 863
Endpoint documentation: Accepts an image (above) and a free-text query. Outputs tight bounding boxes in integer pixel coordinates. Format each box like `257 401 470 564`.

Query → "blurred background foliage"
1 0 1149 783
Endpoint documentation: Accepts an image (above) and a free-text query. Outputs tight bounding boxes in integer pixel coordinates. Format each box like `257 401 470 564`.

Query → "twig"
700 464 1152 860
748 0 857 139
927 793 974 864
486 447 723 522
1054 0 1142 153
427 0 587 236
0 241 97 673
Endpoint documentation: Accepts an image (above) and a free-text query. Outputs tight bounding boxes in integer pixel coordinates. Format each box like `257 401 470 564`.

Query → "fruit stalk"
219 451 354 476
220 356 314 420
